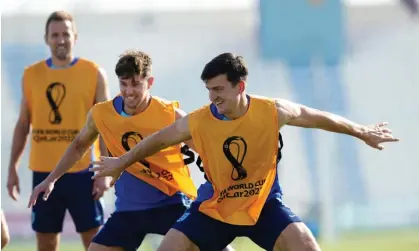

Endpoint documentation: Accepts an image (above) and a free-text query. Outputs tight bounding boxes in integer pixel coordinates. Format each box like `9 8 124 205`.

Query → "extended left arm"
275 98 399 149
276 98 366 138
119 115 193 170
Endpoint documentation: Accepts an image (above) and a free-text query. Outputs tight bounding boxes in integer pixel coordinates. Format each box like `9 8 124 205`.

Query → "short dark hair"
45 11 76 35
115 50 152 79
201 53 248 86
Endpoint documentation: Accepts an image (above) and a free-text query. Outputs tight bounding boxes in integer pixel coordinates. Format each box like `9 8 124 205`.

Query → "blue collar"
210 95 250 121
112 96 131 117
46 57 79 68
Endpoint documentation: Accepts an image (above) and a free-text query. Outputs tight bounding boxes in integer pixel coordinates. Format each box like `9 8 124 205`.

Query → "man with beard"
7 11 111 251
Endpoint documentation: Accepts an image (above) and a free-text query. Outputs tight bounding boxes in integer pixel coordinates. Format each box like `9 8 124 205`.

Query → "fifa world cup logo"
121 132 150 168
46 82 66 124
223 136 248 181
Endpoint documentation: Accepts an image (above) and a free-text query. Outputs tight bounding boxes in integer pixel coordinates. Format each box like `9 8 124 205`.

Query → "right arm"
175 107 196 151
7 77 31 200
45 110 100 183
8 78 31 174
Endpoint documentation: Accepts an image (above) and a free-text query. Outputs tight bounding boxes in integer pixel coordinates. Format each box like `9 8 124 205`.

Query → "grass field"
4 229 419 251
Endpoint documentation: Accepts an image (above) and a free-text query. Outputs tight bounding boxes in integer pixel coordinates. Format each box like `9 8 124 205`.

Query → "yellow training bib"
92 96 197 199
188 95 279 225
24 58 100 172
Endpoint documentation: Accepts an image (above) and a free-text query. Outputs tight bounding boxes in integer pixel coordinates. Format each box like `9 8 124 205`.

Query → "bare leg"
273 222 321 251
36 233 60 251
80 227 100 250
158 228 199 251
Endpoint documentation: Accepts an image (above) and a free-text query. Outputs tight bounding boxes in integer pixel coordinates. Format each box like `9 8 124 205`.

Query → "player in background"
7 11 111 251
90 53 399 251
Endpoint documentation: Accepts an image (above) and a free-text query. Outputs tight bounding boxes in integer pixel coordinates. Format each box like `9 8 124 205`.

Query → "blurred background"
1 0 419 250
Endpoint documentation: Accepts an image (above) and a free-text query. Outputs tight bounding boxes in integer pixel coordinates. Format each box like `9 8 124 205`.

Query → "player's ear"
74 32 78 43
238 81 246 93
44 33 48 45
147 77 154 89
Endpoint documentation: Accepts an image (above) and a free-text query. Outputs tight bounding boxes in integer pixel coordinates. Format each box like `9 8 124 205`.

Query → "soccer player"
1 210 10 249
90 53 399 251
7 11 110 251
28 50 234 251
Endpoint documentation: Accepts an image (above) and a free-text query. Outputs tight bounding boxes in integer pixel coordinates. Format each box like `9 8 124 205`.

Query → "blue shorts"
92 203 187 251
32 171 104 233
173 199 302 251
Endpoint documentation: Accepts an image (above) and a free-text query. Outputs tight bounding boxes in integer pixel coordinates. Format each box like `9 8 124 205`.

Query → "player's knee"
36 232 59 251
274 222 321 251
80 227 100 249
298 230 321 251
157 228 198 251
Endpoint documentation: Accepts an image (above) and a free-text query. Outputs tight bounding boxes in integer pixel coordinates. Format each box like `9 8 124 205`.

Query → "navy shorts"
93 203 187 251
32 171 104 233
173 199 302 251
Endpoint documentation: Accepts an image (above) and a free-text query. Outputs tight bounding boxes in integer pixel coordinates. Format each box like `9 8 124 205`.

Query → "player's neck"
51 55 74 67
124 95 151 115
224 95 249 120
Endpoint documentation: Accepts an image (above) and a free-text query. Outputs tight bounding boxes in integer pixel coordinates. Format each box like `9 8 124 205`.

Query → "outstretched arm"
276 98 364 137
46 110 100 183
119 115 192 169
275 98 399 149
90 115 193 181
175 108 198 165
175 108 196 150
